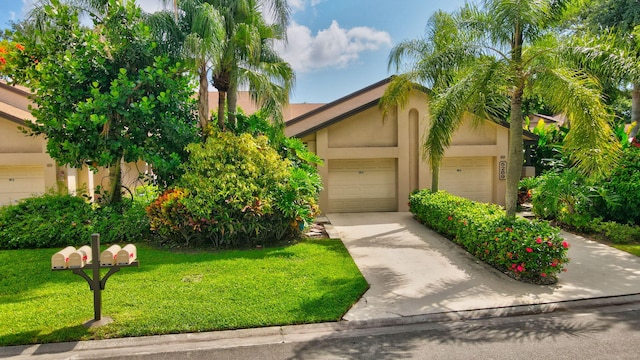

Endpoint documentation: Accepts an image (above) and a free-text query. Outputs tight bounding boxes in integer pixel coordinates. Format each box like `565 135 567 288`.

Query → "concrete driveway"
326 212 640 322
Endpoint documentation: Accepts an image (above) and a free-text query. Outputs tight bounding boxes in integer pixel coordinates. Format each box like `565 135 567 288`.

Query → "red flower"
562 241 569 248
505 227 513 232
547 241 553 247
511 264 517 269
517 265 524 272
536 238 542 244
0 57 5 65
541 273 547 277
447 216 453 221
526 247 533 253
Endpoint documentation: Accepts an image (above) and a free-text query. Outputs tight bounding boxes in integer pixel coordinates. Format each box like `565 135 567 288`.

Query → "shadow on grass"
0 324 88 349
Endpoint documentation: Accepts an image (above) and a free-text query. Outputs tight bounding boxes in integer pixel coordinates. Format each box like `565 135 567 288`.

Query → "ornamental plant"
147 129 321 248
410 190 569 284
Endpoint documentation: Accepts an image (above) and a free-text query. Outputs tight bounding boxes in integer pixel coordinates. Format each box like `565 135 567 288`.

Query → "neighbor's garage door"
328 159 397 213
0 166 45 206
440 157 493 203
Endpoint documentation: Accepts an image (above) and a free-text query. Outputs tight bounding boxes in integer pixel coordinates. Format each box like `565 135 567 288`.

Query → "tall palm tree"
383 0 621 218
151 0 225 130
207 0 293 129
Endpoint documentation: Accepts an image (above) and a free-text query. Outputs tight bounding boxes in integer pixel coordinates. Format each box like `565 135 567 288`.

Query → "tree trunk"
630 83 640 139
506 88 525 219
198 63 209 132
431 166 439 193
217 90 226 131
108 158 123 205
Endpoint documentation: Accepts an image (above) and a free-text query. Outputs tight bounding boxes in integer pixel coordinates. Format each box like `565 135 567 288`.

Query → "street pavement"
3 212 640 359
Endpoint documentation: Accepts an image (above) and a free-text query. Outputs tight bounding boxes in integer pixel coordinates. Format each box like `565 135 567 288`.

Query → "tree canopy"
12 0 199 203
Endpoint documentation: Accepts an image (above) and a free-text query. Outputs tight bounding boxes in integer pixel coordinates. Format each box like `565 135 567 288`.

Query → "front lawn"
0 240 368 346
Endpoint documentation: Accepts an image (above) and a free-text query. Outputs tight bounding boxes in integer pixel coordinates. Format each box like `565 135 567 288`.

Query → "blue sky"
0 0 468 103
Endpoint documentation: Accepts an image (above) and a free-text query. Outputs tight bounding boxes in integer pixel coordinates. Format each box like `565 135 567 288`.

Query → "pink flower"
517 265 524 272
547 241 553 247
536 238 542 244
562 241 569 248
511 264 517 269
526 247 533 253
541 273 547 277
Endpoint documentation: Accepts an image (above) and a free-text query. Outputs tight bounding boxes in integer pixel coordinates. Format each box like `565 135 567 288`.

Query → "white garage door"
440 157 493 203
328 159 397 213
0 166 45 206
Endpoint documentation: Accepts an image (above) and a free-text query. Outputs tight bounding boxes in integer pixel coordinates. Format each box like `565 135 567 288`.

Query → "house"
0 82 147 205
285 78 535 213
2 77 533 212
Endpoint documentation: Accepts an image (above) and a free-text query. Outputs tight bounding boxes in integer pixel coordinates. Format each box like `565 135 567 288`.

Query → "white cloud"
289 0 305 12
9 11 16 21
275 20 391 73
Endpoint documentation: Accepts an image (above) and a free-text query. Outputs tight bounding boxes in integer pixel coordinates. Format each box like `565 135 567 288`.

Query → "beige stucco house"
285 78 530 213
0 82 146 206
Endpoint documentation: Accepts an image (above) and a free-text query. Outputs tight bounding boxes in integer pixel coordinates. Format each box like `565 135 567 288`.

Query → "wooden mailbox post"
51 234 138 327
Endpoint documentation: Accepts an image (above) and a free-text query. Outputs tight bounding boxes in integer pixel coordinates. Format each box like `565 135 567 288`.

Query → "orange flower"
15 43 25 51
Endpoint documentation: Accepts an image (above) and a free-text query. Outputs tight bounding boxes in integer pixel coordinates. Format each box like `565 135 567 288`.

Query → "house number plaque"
499 161 507 180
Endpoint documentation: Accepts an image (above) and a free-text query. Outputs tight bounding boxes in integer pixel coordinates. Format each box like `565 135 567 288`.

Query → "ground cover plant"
410 190 569 284
0 240 367 346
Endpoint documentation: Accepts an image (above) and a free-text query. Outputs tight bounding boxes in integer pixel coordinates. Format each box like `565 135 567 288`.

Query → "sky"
0 0 468 104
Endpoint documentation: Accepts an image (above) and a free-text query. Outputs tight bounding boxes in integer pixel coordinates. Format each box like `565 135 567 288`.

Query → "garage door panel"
328 159 397 213
440 157 492 203
0 166 45 206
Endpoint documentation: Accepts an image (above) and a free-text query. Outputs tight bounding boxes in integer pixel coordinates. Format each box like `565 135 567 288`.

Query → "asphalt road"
7 302 640 360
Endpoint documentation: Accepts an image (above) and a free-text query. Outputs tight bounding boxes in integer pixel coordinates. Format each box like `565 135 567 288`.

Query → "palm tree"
207 0 293 129
151 0 225 130
383 0 621 218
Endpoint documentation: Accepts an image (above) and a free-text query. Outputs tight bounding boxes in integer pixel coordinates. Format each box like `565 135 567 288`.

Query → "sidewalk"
327 212 640 322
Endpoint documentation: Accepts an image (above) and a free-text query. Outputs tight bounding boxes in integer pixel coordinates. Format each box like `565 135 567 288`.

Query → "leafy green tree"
383 0 620 218
15 0 198 204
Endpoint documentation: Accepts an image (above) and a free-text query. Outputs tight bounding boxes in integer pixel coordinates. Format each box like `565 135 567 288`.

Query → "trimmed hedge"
410 190 569 284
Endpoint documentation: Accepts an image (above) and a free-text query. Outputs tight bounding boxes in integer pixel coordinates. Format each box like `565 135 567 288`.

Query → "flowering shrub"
410 190 569 284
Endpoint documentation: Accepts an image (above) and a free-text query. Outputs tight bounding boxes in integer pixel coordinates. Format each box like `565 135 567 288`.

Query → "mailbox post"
52 233 138 328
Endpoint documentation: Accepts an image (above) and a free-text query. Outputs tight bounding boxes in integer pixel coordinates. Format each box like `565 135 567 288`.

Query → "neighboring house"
528 113 567 129
285 78 536 213
0 82 146 206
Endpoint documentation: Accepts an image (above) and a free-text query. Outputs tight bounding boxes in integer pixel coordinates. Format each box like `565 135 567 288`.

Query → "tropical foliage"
410 190 569 284
382 0 621 218
147 115 322 249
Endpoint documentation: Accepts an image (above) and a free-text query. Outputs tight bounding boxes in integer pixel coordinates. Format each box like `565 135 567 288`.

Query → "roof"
284 77 538 140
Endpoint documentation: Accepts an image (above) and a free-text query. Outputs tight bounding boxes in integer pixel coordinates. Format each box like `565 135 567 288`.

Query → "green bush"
0 193 94 249
595 147 640 225
147 130 321 248
410 190 569 283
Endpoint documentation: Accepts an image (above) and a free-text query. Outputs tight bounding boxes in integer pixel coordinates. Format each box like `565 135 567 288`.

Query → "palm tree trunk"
630 83 640 139
506 88 525 218
431 166 439 192
198 63 209 131
217 90 226 131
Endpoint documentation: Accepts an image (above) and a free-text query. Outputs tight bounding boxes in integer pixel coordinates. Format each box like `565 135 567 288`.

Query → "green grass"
0 240 368 346
612 244 640 257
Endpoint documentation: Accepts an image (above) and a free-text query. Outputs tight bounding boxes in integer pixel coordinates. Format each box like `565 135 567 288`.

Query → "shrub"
410 190 569 283
595 146 640 225
0 193 94 249
147 130 320 248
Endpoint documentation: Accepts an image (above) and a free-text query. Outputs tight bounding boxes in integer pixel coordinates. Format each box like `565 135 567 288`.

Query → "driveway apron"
327 212 640 322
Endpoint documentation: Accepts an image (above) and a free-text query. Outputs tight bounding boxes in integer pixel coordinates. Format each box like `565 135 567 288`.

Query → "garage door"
328 159 397 213
440 157 492 203
0 166 45 206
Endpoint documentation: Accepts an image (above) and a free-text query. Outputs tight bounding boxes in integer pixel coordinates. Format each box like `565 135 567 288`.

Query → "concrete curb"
4 293 640 359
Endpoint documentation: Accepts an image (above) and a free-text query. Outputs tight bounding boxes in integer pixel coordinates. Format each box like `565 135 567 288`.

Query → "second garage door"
328 159 397 213
0 166 45 206
440 157 493 203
